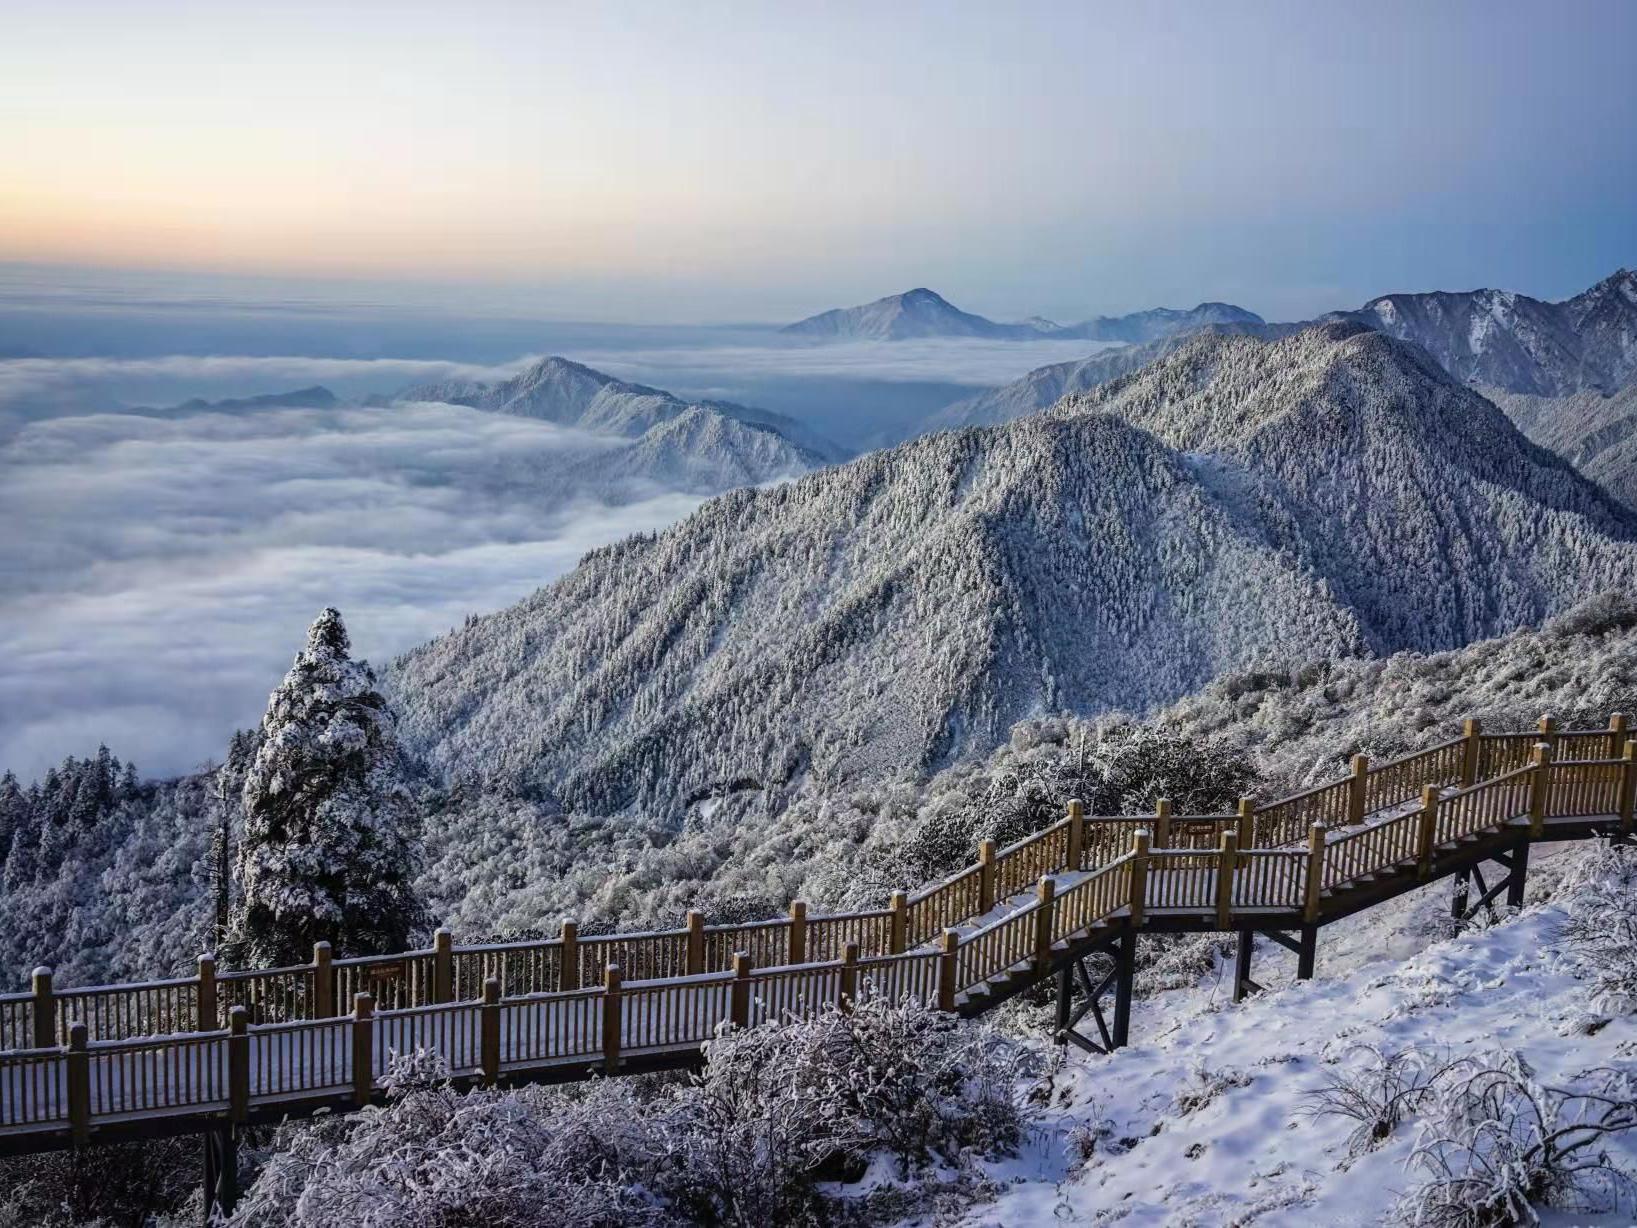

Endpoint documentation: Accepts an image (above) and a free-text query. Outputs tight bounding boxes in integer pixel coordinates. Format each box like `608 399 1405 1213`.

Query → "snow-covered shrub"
1545 591 1637 639
1302 1045 1438 1159
0 1135 197 1227
1394 1053 1637 1227
1172 1064 1253 1115
1553 839 1637 1014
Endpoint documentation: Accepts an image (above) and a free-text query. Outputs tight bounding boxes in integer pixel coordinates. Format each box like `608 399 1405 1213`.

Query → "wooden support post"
1129 829 1151 927
65 1021 89 1146
685 910 705 976
938 930 959 1012
312 941 333 1018
1215 832 1238 928
559 920 579 992
1529 742 1553 836
1507 839 1530 910
1236 797 1256 855
432 928 453 1004
1154 798 1172 848
602 965 622 1073
204 1126 240 1219
1232 930 1255 1004
1609 712 1628 759
1303 825 1327 923
197 953 218 1032
839 943 859 1012
1348 754 1370 825
1461 718 1482 787
1034 877 1057 969
788 901 807 965
351 993 374 1106
480 977 502 1085
1295 924 1318 981
730 953 751 1029
1416 785 1440 879
1111 929 1135 1049
1538 714 1558 756
31 966 54 1048
1622 740 1637 832
1066 798 1085 870
227 1006 249 1123
888 891 908 954
977 840 997 913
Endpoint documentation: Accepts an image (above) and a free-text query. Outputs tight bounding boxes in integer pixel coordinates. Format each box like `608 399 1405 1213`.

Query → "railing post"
685 910 705 976
788 901 807 965
1416 786 1440 878
1348 754 1370 825
312 941 333 1019
839 943 859 1012
227 1006 249 1123
601 965 622 1074
1461 718 1482 786
977 840 997 913
1154 798 1172 848
1538 715 1558 758
480 977 501 1085
1215 832 1238 928
351 993 374 1106
1033 877 1057 969
730 952 752 1029
1622 740 1637 832
559 920 579 992
65 1021 89 1146
1529 742 1552 836
888 892 908 954
197 953 218 1032
432 928 453 1004
1129 829 1150 927
1236 797 1256 854
1303 824 1327 923
31 966 55 1048
1066 798 1085 870
937 930 959 1012
1609 712 1628 759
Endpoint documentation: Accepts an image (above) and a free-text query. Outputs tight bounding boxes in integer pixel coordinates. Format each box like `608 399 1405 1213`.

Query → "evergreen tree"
224 609 422 968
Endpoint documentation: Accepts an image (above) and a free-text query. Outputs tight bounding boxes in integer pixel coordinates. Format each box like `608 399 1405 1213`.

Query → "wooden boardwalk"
2 716 1633 1161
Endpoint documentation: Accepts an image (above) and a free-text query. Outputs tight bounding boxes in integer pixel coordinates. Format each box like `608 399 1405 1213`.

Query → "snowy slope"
780 288 1045 340
387 325 1637 820
1490 384 1637 509
924 841 1637 1226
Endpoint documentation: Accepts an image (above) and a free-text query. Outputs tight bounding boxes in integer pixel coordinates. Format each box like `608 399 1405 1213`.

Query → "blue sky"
1 0 1633 322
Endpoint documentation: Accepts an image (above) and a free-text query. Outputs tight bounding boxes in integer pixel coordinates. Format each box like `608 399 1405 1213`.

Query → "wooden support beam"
65 1021 89 1146
1461 718 1482 786
227 1007 248 1123
788 901 807 965
1232 930 1258 1004
938 930 960 1012
602 965 622 1073
31 966 54 1049
1129 829 1150 927
312 941 333 1019
1507 839 1530 910
730 953 752 1028
1348 754 1370 825
839 943 859 1012
1296 924 1317 981
480 977 501 1085
1416 785 1440 879
432 928 453 1004
685 910 705 976
351 994 374 1106
197 953 217 1033
1215 832 1238 928
559 921 579 992
1034 877 1057 969
1066 799 1085 870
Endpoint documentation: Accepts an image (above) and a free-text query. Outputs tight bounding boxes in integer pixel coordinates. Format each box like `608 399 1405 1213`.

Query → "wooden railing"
5 716 1635 1148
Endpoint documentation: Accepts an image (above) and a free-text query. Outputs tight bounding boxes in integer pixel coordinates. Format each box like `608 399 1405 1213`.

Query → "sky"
1 0 1633 323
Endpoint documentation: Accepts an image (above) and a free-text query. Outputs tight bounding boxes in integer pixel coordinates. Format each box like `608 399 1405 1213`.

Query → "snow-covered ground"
919 842 1637 1226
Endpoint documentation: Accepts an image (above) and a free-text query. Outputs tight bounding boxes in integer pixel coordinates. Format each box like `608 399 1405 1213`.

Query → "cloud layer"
0 401 702 778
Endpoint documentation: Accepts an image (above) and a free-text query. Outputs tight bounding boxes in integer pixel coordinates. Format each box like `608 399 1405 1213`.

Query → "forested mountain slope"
1489 383 1637 508
389 325 1637 821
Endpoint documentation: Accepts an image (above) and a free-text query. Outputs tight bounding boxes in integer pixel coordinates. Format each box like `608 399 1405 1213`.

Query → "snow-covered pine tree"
224 609 422 969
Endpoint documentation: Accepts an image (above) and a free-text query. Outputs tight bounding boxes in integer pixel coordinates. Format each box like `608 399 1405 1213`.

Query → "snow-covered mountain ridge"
386 324 1637 820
